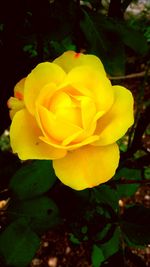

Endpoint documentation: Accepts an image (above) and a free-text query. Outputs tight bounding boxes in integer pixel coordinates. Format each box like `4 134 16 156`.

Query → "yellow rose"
8 51 134 190
7 78 25 119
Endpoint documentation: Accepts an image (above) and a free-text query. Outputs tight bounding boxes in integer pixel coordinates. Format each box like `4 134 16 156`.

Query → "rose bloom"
7 51 134 190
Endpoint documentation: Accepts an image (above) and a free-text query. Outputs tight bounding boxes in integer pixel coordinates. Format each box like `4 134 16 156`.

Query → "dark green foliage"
80 10 148 75
100 227 120 260
94 15 149 55
0 151 21 192
144 167 150 179
121 205 150 246
9 160 57 200
69 233 81 245
91 227 121 266
80 10 126 75
115 168 142 197
93 185 119 212
0 218 40 267
0 160 60 266
80 10 107 59
117 22 149 55
8 196 60 234
91 245 104 267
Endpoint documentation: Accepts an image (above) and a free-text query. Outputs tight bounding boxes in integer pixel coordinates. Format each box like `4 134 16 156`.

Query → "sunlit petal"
10 109 66 160
53 51 106 75
93 85 134 146
40 133 99 150
37 105 82 142
24 62 66 114
80 96 96 129
50 91 82 127
64 66 114 112
35 82 59 109
53 143 119 190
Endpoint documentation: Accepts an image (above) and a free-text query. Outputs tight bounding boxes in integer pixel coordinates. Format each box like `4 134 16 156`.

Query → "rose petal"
53 143 119 190
7 97 24 111
53 50 106 74
93 85 134 146
14 77 26 100
24 62 66 114
40 133 99 150
7 97 24 119
80 96 96 129
50 91 82 127
37 105 82 142
37 103 99 146
35 82 59 109
7 78 26 119
10 109 66 160
64 66 114 113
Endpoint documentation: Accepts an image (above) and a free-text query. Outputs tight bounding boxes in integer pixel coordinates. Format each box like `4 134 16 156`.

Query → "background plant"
0 1 150 266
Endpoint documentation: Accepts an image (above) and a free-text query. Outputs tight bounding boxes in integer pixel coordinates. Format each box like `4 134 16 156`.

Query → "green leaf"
118 23 149 55
121 205 150 246
69 233 80 245
104 37 125 76
81 225 88 234
9 160 57 200
8 196 59 234
144 167 150 179
93 185 119 212
62 36 76 51
50 36 76 55
23 44 37 58
91 245 104 267
96 223 112 242
87 12 148 75
100 227 120 260
114 168 142 197
93 14 149 55
0 218 40 267
80 10 107 59
80 10 125 75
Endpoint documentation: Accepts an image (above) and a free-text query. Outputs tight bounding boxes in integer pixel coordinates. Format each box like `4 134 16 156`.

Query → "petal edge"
10 109 66 160
53 143 119 190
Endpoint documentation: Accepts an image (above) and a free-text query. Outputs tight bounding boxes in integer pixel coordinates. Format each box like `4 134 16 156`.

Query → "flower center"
49 91 82 127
